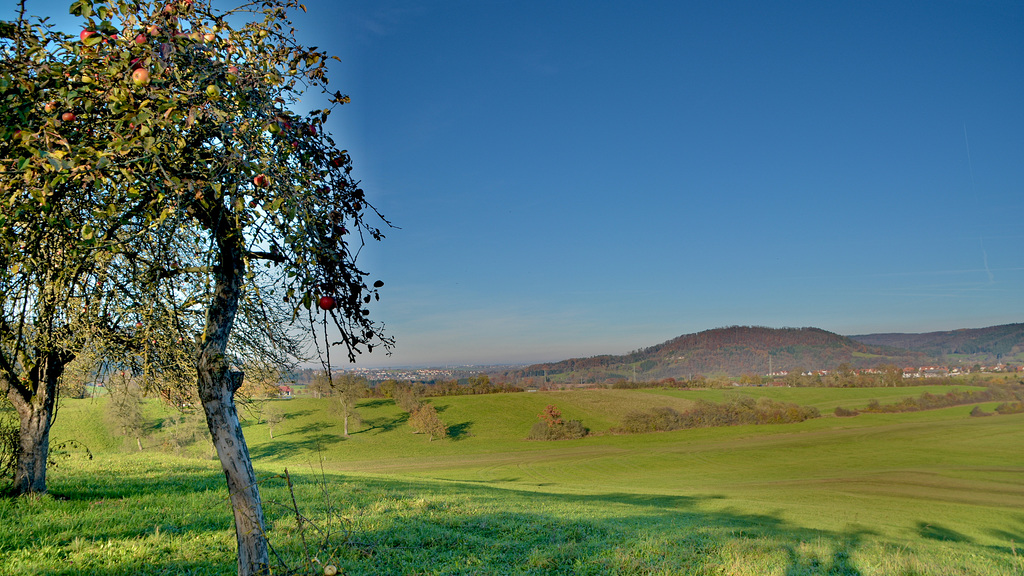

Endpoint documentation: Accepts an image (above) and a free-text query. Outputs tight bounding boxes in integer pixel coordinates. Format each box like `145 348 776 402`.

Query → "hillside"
851 323 1024 363
504 326 928 383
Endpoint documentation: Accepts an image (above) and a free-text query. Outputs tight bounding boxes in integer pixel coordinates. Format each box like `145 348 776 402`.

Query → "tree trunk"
5 351 67 495
197 218 270 576
198 366 269 576
12 405 50 494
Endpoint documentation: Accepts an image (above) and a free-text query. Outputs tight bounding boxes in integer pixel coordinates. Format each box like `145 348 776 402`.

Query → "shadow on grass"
917 521 971 542
358 398 394 409
284 421 334 437
10 464 1019 576
249 433 344 461
302 473 875 576
447 420 473 440
356 413 408 435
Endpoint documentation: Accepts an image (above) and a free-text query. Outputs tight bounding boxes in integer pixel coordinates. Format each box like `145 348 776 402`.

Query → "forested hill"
505 326 928 383
851 323 1024 361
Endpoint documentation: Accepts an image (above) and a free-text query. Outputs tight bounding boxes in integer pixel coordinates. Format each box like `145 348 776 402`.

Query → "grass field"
2 384 1022 575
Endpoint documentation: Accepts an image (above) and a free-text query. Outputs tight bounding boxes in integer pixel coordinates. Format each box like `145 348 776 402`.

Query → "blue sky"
17 1 1024 367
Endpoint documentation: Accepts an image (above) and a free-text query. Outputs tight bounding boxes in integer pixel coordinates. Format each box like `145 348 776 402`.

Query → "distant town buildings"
766 364 1020 379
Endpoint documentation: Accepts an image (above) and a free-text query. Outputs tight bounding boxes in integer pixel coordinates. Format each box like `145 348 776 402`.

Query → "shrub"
833 406 859 417
527 419 588 440
969 406 993 417
620 407 684 433
527 405 588 440
860 383 1024 414
617 397 819 434
995 402 1024 415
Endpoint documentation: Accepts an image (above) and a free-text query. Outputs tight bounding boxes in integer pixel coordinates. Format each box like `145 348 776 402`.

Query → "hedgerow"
616 397 819 433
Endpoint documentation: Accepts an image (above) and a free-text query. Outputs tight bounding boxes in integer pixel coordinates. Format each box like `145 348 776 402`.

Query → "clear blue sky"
17 1 1024 367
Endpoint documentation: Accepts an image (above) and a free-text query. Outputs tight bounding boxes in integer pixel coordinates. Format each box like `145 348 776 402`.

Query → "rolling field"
2 385 1022 575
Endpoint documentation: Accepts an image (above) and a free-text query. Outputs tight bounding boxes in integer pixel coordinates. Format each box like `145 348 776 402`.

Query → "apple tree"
0 4 185 495
3 0 392 573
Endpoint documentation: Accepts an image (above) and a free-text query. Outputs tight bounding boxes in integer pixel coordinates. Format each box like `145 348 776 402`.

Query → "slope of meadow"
2 385 1021 575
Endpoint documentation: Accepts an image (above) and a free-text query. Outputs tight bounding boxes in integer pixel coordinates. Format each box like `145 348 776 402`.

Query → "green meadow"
2 384 1022 575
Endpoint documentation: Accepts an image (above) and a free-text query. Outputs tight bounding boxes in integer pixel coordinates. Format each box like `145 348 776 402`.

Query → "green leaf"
83 35 102 47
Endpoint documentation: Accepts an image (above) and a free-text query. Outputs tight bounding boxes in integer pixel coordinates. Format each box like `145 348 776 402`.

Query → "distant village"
768 363 1022 379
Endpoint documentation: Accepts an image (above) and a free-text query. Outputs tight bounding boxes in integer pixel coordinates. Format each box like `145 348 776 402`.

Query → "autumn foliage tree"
2 1 392 574
408 403 447 441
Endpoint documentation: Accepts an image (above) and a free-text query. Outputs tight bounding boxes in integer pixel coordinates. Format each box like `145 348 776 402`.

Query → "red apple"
62 112 76 122
147 24 160 36
318 296 336 310
44 101 57 113
134 33 147 44
227 65 239 74
80 30 95 42
253 174 269 187
132 68 150 85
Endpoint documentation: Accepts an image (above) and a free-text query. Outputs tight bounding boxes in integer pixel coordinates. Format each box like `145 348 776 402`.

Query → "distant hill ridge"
506 326 931 383
850 323 1024 359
